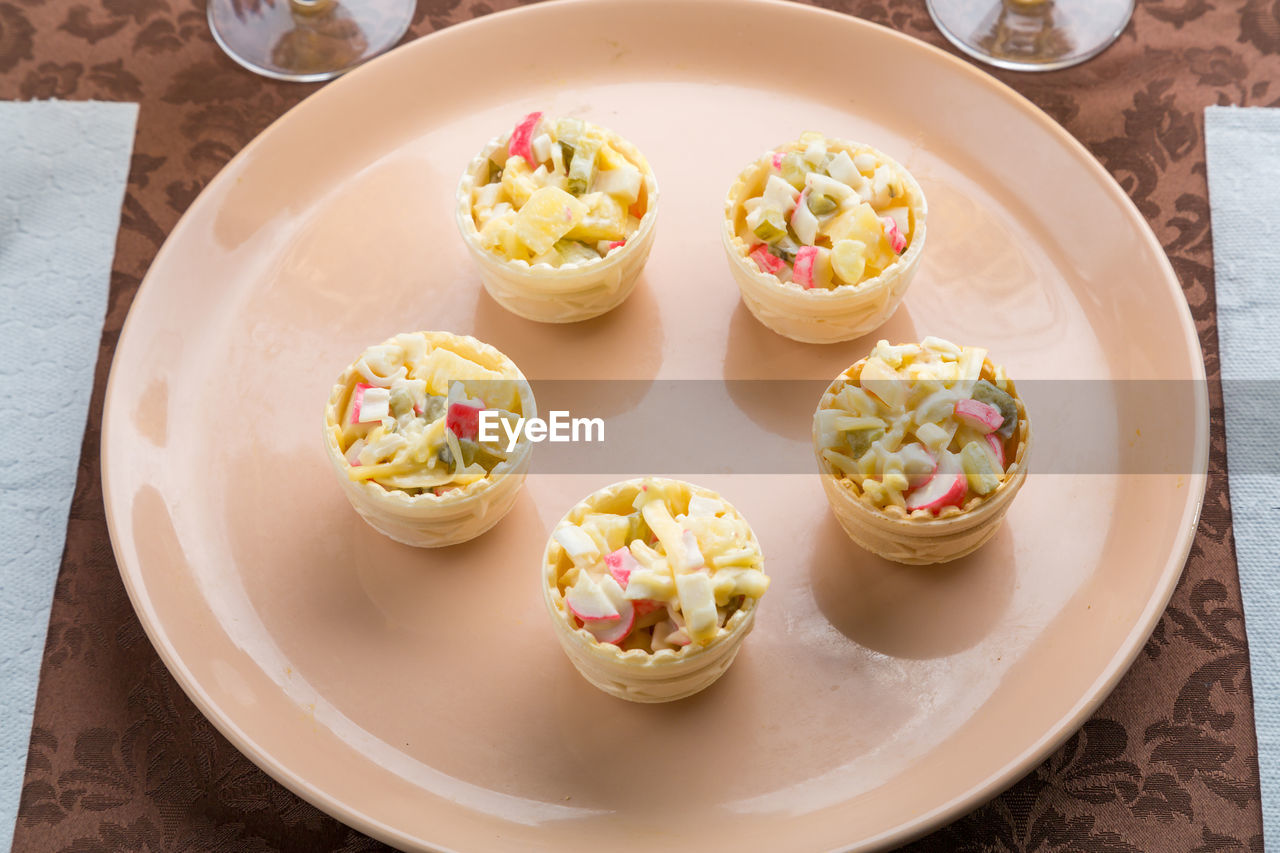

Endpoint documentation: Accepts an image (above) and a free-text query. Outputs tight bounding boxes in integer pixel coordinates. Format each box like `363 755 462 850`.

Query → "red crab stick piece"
905 452 966 514
605 547 639 587
633 600 661 618
606 548 663 618
447 401 483 439
771 151 785 170
954 399 1003 434
793 246 819 289
791 191 819 246
350 383 371 423
881 216 906 254
585 576 636 645
508 111 543 165
352 383 390 423
749 244 785 276
986 433 1006 468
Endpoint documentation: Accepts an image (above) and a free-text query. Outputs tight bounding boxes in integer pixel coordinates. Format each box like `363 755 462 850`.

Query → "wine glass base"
209 0 414 83
927 0 1134 72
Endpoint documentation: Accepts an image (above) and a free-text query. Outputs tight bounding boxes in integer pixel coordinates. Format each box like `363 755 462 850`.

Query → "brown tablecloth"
3 0 1271 849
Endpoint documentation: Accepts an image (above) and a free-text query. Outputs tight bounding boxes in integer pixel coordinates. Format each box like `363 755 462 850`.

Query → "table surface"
3 0 1272 850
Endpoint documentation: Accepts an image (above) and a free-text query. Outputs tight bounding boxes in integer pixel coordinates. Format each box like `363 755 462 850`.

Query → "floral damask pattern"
1240 0 1280 53
18 60 82 99
0 2 35 72
5 0 1276 850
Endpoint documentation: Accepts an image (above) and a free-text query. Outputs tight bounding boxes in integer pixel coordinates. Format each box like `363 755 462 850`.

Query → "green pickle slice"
847 426 885 460
972 380 1019 439
807 192 838 216
459 439 505 470
566 138 598 195
752 209 787 243
769 242 798 264
421 395 446 422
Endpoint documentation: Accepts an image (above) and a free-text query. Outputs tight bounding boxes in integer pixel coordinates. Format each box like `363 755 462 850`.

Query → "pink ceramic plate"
102 1 1208 850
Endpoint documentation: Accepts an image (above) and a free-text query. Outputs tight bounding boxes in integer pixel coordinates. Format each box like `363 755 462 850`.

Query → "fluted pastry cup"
456 128 659 324
542 478 763 703
813 356 1030 565
723 138 926 344
323 331 536 548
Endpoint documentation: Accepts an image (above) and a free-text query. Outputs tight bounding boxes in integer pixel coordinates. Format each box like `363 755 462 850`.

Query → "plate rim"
100 1 1210 850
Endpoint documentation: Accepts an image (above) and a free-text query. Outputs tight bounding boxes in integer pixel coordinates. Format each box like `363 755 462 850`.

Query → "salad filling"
815 337 1022 514
328 333 526 497
468 112 651 267
550 479 768 652
738 132 916 289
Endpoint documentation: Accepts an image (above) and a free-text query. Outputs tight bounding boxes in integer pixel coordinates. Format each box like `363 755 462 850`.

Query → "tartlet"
323 331 536 547
723 132 927 344
456 112 660 323
542 478 769 703
813 337 1030 564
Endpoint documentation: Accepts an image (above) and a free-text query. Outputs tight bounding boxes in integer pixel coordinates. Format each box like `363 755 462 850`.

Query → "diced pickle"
458 439 505 470
972 380 1019 438
487 160 502 184
559 141 575 172
626 513 653 547
769 241 798 264
554 239 600 265
388 385 416 417
566 162 593 195
421 395 446 422
807 192 838 216
437 443 454 469
780 152 809 190
847 427 885 460
752 208 787 243
567 137 600 195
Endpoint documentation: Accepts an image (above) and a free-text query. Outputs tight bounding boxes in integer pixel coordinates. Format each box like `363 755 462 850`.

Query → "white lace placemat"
0 99 137 842
1205 104 1280 848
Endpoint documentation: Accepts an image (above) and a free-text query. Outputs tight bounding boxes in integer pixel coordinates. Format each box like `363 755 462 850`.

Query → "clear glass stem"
208 0 414 82
927 0 1134 72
